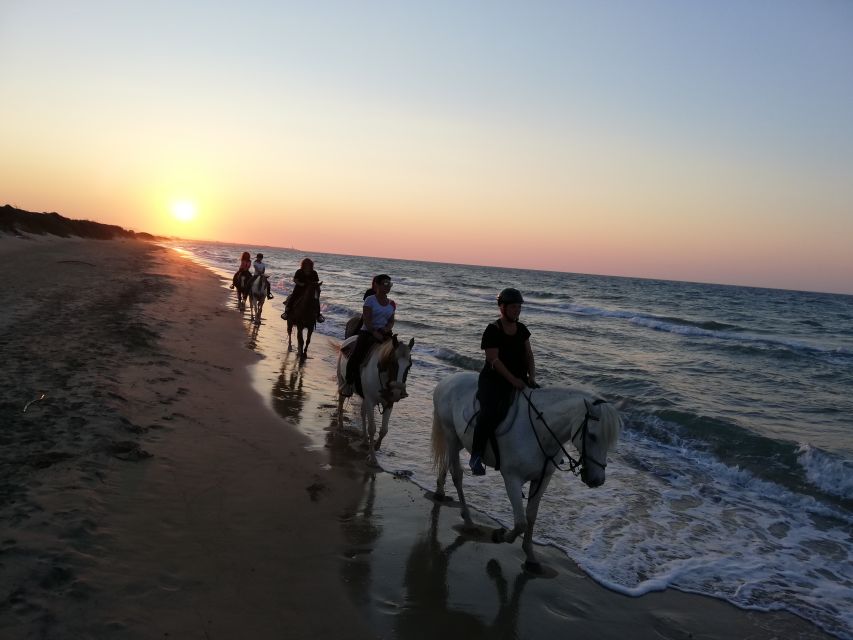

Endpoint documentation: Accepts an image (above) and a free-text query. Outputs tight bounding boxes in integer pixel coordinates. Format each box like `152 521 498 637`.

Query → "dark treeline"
1 205 162 240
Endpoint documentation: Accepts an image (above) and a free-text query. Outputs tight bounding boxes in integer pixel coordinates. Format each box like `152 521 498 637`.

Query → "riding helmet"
497 287 524 305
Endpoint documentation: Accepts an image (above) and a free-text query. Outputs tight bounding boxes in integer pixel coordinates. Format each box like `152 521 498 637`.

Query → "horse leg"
494 474 527 545
521 474 552 569
297 325 305 357
336 392 345 429
304 327 313 358
363 402 378 466
448 437 473 526
374 405 392 451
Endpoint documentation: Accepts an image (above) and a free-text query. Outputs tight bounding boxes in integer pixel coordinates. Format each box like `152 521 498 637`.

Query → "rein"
521 390 607 499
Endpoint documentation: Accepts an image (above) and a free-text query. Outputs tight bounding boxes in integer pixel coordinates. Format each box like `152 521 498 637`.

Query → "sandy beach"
0 235 834 640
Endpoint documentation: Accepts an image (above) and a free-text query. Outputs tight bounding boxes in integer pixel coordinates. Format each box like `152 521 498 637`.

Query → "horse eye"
588 433 598 444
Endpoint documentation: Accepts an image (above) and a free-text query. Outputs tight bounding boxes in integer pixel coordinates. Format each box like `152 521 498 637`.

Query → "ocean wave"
548 300 852 358
417 346 481 371
797 444 853 500
628 411 853 509
396 318 432 330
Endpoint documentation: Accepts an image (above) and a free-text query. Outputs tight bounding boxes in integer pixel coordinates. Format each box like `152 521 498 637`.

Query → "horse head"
574 399 621 488
381 335 414 404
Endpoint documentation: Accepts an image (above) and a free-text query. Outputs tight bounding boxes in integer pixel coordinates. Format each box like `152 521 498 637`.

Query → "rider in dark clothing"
230 251 252 289
283 257 324 322
470 288 537 476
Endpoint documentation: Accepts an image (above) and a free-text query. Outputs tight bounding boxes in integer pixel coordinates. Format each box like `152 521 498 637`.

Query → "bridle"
377 339 412 410
522 390 608 498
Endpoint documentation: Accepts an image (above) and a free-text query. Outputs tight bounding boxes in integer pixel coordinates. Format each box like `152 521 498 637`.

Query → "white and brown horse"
336 335 414 465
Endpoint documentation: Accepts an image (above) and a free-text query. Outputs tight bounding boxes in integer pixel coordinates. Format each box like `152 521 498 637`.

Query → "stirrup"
469 455 486 476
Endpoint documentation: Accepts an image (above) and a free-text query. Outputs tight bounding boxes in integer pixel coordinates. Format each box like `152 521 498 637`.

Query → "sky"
1 1 852 294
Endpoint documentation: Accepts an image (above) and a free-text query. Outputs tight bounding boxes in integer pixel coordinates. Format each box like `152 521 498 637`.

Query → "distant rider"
282 257 324 322
230 251 252 289
469 287 537 475
253 253 274 300
343 274 396 396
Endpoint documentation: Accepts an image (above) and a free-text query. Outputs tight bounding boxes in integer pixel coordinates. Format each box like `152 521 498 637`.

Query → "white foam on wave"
797 443 853 500
380 409 853 640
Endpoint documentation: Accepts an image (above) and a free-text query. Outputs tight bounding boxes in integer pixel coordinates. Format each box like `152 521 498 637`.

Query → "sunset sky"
1 1 851 294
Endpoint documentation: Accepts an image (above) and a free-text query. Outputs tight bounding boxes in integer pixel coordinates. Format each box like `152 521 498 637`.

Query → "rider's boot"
469 455 486 476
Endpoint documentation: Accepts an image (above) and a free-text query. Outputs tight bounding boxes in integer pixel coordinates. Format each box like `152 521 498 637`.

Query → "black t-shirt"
294 268 319 284
480 320 531 380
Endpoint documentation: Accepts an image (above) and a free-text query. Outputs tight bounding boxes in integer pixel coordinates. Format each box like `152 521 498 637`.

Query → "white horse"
249 275 269 325
337 335 415 465
431 371 621 568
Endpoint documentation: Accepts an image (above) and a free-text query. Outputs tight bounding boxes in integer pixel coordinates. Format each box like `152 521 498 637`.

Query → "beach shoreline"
0 235 836 639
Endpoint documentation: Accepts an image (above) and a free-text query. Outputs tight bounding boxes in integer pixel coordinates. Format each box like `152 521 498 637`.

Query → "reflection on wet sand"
395 502 532 639
341 472 381 608
247 321 261 350
271 350 307 424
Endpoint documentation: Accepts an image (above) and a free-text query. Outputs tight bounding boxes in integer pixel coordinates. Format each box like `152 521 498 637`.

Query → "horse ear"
408 338 414 349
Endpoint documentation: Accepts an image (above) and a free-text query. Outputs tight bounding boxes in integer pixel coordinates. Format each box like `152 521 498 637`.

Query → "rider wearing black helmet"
470 287 537 475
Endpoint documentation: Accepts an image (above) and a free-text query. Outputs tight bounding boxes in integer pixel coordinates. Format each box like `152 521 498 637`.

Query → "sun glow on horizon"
171 200 197 222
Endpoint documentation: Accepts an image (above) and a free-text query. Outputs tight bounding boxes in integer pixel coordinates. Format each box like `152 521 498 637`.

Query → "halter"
522 390 608 499
376 339 412 411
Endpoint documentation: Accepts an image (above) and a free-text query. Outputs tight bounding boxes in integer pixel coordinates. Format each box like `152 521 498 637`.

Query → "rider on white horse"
470 287 537 476
343 274 395 396
252 253 274 300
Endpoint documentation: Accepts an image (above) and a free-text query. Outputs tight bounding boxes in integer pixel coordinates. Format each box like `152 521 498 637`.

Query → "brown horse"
234 270 253 310
286 281 322 358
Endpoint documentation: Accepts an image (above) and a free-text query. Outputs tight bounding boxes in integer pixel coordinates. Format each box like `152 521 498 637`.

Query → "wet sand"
0 235 833 639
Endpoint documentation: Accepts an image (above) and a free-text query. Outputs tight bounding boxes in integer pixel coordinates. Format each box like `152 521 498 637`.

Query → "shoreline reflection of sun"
171 200 197 222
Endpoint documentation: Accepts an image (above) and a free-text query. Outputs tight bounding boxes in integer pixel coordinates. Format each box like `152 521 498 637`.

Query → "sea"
173 240 852 639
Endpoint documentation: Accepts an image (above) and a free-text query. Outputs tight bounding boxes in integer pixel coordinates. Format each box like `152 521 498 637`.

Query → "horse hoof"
523 561 543 574
492 527 507 543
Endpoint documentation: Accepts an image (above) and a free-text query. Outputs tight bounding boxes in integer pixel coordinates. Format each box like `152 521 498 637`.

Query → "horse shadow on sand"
393 501 536 640
339 483 538 640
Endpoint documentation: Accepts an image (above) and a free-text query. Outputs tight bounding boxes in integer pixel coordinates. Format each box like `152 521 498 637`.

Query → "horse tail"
597 401 622 448
431 407 448 475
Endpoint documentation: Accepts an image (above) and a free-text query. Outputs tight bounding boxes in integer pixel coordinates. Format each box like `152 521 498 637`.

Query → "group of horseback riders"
231 253 536 477
229 251 275 300
230 253 324 322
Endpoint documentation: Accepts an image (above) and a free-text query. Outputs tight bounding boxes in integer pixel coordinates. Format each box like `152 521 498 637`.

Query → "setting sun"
171 200 197 222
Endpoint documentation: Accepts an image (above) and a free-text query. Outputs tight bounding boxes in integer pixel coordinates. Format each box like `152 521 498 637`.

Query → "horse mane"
595 401 621 449
376 339 397 366
541 387 621 449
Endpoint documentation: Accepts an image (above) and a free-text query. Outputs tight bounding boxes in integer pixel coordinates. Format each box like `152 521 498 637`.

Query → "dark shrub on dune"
0 205 164 240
